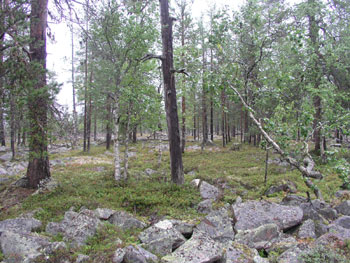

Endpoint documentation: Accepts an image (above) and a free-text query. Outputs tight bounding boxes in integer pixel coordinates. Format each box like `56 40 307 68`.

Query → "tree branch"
171 68 189 76
140 53 164 62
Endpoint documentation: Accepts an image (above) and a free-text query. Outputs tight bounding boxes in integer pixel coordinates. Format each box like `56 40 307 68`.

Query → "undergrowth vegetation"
0 140 348 262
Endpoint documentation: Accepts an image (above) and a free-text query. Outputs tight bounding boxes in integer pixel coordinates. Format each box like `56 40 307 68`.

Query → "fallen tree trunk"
230 84 323 200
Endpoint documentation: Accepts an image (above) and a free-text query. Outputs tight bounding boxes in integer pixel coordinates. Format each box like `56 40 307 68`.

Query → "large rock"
0 152 12 162
223 242 269 263
0 217 42 233
109 211 147 230
124 245 158 263
0 231 65 263
298 199 337 222
195 208 235 243
197 199 213 214
265 181 297 196
199 181 220 200
298 219 316 239
335 200 350 216
139 220 186 256
331 215 350 229
112 248 126 263
235 223 281 250
46 209 102 247
277 244 309 263
168 220 194 238
161 231 223 263
280 195 308 206
94 208 116 220
233 201 303 231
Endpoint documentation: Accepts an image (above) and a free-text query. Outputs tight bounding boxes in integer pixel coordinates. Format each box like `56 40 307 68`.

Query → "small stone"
190 179 201 188
109 211 147 230
94 208 116 220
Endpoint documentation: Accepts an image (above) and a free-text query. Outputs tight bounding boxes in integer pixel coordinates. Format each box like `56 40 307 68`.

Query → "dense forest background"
0 0 350 190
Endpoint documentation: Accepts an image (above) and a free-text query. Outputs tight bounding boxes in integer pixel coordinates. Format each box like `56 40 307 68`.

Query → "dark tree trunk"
221 89 226 147
159 0 184 185
26 0 50 188
180 5 186 154
0 5 5 147
94 108 97 141
201 52 208 145
193 102 196 140
10 93 15 159
308 0 322 154
132 125 137 143
210 97 214 141
106 95 112 150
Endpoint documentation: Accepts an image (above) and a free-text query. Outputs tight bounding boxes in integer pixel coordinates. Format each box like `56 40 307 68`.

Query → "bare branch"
140 53 163 62
171 68 189 76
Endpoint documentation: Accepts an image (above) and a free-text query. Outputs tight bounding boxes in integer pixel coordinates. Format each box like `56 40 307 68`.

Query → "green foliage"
299 245 348 263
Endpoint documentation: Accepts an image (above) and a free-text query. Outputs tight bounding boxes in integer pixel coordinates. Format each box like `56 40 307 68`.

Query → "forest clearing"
1 0 350 262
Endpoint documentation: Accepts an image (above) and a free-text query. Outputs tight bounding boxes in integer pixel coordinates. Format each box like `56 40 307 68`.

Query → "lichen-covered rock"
335 190 350 198
235 223 280 250
94 208 116 220
124 245 158 263
265 236 297 254
109 210 147 230
277 244 309 263
190 179 201 188
299 200 337 222
161 231 223 263
265 181 297 196
0 231 65 263
331 215 350 229
197 199 213 214
0 217 42 233
112 248 126 263
195 208 235 243
233 201 303 231
46 209 102 247
169 220 194 238
335 201 350 216
280 195 308 207
222 241 268 263
139 220 185 256
76 254 90 263
298 219 316 239
199 181 220 200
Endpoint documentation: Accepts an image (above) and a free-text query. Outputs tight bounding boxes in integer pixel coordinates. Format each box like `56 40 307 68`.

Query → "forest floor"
0 138 348 261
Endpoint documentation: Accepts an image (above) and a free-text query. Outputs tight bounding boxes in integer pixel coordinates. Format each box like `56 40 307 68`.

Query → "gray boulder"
335 200 350 216
109 211 147 230
277 244 309 263
265 181 297 196
161 231 223 263
190 179 201 188
331 215 350 229
46 209 102 247
139 220 186 256
199 181 220 200
124 245 158 263
168 220 194 238
0 167 8 176
197 199 213 214
195 208 235 243
280 195 308 206
94 208 116 220
223 241 269 263
76 254 90 263
0 152 12 162
233 201 303 231
235 223 280 250
0 217 42 233
112 248 126 263
0 231 65 263
298 219 316 239
265 236 297 254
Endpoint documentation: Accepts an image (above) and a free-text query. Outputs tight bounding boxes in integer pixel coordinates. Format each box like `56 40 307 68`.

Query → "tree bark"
159 0 184 185
26 0 50 188
0 0 5 147
10 92 15 160
308 0 322 154
71 22 78 149
113 92 121 181
106 95 112 150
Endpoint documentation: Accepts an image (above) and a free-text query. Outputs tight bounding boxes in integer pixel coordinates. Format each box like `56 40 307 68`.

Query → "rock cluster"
1 181 350 262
